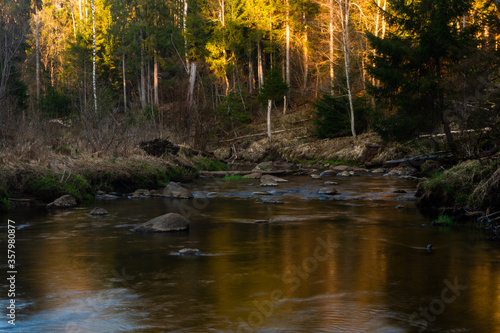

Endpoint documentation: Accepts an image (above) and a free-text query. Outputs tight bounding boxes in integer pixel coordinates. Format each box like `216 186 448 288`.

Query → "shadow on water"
1 174 500 332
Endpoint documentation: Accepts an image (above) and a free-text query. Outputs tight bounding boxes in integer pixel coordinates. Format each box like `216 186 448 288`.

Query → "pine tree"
367 0 477 154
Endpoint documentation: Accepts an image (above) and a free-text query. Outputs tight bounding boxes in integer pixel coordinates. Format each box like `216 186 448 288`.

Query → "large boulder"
162 182 193 199
132 213 190 232
46 194 77 209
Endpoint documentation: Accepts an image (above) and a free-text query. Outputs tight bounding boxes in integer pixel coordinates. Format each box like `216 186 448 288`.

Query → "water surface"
1 174 500 332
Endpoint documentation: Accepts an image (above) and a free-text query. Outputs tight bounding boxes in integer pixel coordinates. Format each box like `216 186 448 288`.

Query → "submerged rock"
90 207 109 216
261 174 288 183
324 181 338 186
310 174 322 179
243 173 262 179
96 194 120 199
253 191 273 195
162 182 193 199
260 178 278 187
178 248 202 255
318 188 339 195
47 195 77 209
132 213 190 232
337 171 351 177
319 170 336 177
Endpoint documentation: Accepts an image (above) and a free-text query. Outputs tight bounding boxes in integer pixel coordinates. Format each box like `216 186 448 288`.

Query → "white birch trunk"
267 99 272 142
186 62 197 135
183 0 190 72
340 0 356 138
91 0 97 114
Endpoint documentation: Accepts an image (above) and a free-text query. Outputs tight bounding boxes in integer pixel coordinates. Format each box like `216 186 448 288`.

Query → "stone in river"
132 213 189 232
162 182 193 199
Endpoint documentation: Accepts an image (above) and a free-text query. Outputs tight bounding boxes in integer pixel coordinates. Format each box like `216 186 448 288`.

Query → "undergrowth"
424 159 500 211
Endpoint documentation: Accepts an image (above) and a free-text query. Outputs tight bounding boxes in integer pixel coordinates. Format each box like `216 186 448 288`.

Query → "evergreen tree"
367 0 476 151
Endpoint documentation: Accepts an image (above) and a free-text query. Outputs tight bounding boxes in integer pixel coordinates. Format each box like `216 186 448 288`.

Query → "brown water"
2 174 500 332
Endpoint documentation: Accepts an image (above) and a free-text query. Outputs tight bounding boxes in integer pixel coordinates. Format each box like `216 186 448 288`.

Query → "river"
1 173 500 332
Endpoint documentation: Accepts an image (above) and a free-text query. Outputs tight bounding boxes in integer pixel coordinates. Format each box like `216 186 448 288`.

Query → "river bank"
2 110 499 237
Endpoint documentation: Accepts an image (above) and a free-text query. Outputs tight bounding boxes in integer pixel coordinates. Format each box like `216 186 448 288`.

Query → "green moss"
191 156 228 171
25 172 92 203
222 174 246 181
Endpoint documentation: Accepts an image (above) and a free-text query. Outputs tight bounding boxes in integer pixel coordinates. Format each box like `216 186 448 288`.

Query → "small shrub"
191 156 228 171
0 198 11 212
314 92 371 139
432 215 456 226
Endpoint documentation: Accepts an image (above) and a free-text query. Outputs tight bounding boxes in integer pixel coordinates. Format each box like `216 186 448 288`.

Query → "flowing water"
1 173 500 332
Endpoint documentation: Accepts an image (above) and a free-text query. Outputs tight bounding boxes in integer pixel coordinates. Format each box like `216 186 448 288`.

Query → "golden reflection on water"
6 175 500 332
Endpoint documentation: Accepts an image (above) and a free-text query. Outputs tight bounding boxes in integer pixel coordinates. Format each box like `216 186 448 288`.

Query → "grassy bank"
417 158 500 219
0 154 227 211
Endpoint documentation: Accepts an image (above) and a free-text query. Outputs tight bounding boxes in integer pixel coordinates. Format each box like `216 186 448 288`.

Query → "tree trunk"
340 0 356 138
303 14 309 92
248 55 254 93
35 6 40 103
140 37 146 110
258 41 264 90
284 0 290 114
122 53 127 112
329 0 334 93
91 0 98 114
267 99 272 142
186 62 197 138
154 51 159 107
183 0 190 72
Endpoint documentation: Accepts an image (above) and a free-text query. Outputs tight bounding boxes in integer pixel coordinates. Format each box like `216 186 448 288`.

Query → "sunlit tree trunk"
258 41 264 90
183 0 190 72
303 13 309 92
91 0 97 114
329 0 334 94
122 53 127 112
284 0 290 114
339 0 356 138
154 51 159 107
382 0 387 39
35 6 40 103
248 55 254 93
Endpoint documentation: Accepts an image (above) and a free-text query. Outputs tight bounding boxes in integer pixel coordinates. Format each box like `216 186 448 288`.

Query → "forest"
1 0 500 156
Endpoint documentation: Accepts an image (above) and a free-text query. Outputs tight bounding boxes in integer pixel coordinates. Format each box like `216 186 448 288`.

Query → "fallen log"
384 152 454 166
199 169 307 178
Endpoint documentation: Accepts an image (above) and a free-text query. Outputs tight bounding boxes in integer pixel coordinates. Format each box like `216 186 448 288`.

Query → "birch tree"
339 0 356 138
